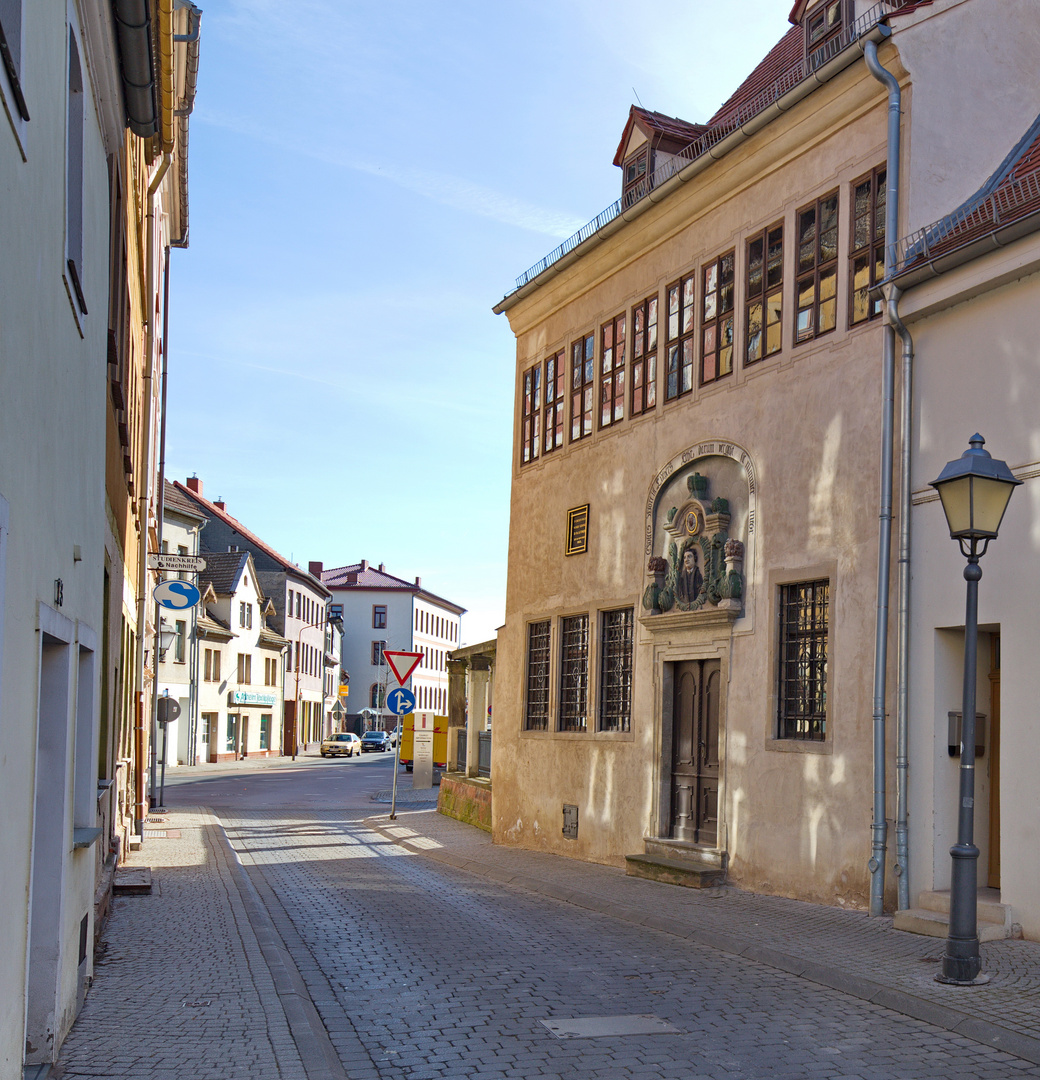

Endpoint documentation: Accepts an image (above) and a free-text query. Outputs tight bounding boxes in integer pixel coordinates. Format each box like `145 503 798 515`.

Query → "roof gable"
613 106 705 168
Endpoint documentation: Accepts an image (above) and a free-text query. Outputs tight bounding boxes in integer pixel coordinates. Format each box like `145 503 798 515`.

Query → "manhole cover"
540 1015 681 1039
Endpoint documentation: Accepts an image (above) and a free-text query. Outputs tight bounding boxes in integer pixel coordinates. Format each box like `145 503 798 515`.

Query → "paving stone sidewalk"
55 808 324 1080
366 808 1040 1067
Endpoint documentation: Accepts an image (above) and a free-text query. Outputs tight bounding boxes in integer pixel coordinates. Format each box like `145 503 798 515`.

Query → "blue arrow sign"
153 579 201 610
386 688 416 716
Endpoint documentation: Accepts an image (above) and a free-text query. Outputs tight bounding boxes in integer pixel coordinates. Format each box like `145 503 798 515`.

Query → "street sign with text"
148 553 207 573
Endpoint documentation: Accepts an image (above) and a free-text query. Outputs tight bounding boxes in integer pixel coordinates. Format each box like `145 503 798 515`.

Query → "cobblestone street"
56 795 1040 1080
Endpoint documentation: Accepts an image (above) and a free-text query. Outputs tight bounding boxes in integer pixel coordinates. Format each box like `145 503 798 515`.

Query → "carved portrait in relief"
642 451 752 618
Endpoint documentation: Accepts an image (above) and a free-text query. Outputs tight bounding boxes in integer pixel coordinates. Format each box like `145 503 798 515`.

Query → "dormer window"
623 150 649 207
806 0 844 67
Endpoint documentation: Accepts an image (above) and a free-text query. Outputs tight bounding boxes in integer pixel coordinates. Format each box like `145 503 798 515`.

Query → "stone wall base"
438 773 492 832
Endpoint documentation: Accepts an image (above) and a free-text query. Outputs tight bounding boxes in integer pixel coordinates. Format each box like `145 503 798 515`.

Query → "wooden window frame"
665 273 696 401
520 362 542 465
806 0 845 67
795 190 839 345
622 148 650 207
569 333 595 442
599 313 626 429
849 165 887 326
373 604 387 629
700 250 736 385
630 294 658 417
542 350 565 454
745 224 784 366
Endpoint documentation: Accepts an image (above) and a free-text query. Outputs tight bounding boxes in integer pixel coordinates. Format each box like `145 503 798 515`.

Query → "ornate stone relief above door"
641 442 756 625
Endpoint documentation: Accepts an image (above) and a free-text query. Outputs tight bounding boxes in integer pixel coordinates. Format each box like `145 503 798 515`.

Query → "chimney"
378 563 385 572
360 559 369 571
214 499 226 511
309 560 323 578
186 476 203 495
414 576 421 587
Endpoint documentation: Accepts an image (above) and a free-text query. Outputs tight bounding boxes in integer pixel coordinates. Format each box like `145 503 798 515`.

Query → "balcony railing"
511 0 914 293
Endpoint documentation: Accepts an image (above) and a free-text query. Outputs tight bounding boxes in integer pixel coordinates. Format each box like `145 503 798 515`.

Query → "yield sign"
382 650 422 685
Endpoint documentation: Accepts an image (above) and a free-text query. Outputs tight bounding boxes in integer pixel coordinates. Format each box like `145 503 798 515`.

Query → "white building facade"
322 562 465 730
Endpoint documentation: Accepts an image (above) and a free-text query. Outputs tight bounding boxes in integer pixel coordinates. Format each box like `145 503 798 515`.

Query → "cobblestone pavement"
56 809 310 1080
222 807 1040 1080
56 799 1040 1080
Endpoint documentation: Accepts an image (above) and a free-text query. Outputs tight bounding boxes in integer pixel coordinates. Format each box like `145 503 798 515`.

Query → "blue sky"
165 0 793 644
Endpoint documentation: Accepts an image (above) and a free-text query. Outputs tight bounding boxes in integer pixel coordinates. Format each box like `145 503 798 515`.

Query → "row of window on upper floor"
520 167 886 465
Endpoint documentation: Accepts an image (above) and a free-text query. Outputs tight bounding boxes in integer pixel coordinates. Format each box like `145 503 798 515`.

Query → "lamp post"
930 434 1020 985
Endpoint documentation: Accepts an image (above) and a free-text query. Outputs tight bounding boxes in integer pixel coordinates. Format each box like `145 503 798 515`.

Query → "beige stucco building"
491 0 1040 927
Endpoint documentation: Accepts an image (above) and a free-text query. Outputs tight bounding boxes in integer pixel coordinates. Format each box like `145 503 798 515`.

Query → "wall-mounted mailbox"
562 803 578 839
947 711 986 758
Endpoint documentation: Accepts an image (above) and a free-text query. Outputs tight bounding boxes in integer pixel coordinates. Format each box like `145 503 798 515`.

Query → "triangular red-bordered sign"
383 650 423 686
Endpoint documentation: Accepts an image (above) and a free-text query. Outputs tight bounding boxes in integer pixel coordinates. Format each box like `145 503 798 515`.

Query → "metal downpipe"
886 283 914 912
864 37 903 916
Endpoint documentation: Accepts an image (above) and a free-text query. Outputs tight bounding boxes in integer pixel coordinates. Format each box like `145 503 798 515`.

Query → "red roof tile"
172 481 329 595
707 25 804 130
613 106 706 167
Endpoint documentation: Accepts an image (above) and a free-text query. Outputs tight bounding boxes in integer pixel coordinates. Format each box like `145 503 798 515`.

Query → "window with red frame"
701 251 735 384
570 332 595 441
599 314 626 428
631 294 658 416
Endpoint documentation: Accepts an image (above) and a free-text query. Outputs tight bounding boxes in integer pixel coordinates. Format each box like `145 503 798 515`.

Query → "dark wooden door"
670 659 720 845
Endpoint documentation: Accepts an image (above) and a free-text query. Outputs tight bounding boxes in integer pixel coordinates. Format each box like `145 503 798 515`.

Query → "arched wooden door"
670 659 720 845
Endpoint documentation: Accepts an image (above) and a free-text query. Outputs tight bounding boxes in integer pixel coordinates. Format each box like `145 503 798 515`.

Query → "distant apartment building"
321 562 465 730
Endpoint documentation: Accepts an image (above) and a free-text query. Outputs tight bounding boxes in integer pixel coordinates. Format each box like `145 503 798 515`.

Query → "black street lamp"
930 434 1020 985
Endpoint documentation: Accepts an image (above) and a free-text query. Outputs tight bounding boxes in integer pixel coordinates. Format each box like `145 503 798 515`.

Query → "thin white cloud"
197 106 585 239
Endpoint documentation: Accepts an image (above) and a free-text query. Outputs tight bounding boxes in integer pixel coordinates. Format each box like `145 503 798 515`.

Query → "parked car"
320 732 362 758
387 727 399 748
361 730 392 753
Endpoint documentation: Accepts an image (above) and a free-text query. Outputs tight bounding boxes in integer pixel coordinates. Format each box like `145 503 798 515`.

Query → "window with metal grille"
777 579 829 740
850 166 886 325
746 224 783 365
599 608 633 732
543 349 566 453
558 614 589 732
570 333 595 441
795 191 839 343
701 250 735 385
665 273 696 400
521 362 542 464
599 313 626 428
525 620 551 731
630 294 658 416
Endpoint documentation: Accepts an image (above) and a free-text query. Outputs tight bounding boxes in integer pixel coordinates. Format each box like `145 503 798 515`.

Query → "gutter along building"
492 0 1040 931
0 1 201 1073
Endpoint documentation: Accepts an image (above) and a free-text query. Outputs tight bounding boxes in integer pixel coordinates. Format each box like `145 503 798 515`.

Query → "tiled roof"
505 0 935 298
707 25 804 130
257 627 289 649
613 107 706 167
163 479 206 521
173 481 329 597
323 562 419 591
198 550 251 597
323 563 467 615
197 611 234 639
894 112 1040 274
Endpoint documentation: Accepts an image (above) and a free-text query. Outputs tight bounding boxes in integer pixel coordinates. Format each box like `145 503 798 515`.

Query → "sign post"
382 651 421 820
411 711 435 790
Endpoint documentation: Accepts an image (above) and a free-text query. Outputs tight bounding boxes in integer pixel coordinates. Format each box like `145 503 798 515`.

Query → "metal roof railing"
511 0 915 293
893 164 1040 273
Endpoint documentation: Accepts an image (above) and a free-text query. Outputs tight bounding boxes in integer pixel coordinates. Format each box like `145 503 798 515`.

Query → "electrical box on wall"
948 711 986 758
562 803 578 839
